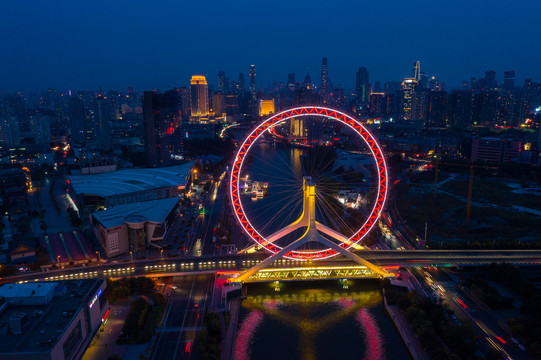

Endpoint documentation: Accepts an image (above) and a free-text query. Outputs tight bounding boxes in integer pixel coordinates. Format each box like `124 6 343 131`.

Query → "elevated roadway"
3 249 541 284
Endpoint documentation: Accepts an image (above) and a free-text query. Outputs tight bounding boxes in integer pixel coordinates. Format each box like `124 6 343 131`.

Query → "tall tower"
249 65 256 99
321 57 329 103
68 97 86 144
190 75 209 118
356 67 370 104
217 71 226 92
143 90 183 166
413 60 421 82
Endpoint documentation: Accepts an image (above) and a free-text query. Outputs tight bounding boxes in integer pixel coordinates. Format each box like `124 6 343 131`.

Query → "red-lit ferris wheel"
229 106 388 261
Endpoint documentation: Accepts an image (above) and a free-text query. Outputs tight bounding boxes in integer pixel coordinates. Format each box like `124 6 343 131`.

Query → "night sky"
1 0 540 92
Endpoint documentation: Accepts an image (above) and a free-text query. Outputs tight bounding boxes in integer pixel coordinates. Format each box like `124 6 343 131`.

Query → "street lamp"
130 251 133 262
57 255 60 266
96 251 100 264
160 249 164 260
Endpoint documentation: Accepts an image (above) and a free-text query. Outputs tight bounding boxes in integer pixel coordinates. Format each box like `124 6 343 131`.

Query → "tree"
40 221 48 233
71 216 83 228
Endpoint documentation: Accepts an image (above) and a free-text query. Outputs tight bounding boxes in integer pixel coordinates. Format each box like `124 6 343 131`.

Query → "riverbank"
383 290 430 360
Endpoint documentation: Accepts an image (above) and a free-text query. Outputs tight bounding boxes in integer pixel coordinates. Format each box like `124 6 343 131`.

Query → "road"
189 172 227 257
4 249 541 285
151 274 214 360
412 267 530 360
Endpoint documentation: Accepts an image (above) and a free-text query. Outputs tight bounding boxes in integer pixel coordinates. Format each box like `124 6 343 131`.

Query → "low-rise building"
471 137 521 163
0 279 108 360
66 162 193 210
90 197 180 257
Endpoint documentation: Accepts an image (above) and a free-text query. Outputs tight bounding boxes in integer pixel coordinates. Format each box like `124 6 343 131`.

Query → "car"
194 302 199 308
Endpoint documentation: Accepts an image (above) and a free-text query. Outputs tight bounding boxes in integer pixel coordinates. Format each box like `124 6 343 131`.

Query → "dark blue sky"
1 0 540 92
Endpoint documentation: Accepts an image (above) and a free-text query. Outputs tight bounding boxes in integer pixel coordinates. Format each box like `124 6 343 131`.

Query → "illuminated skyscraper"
249 65 256 99
413 60 421 82
321 57 329 103
356 67 370 104
217 71 226 92
190 75 209 117
143 90 183 166
401 78 417 119
259 99 275 116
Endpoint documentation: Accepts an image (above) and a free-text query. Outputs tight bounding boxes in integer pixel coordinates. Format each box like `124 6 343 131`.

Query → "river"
233 280 411 360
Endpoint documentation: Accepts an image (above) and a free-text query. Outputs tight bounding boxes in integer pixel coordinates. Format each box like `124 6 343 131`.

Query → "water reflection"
233 281 402 360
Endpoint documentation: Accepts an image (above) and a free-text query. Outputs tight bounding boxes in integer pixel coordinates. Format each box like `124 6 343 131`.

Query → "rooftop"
91 197 180 228
0 279 103 354
0 282 56 301
67 162 193 198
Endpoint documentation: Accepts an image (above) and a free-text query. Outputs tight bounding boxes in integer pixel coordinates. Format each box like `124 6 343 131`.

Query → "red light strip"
102 309 110 322
229 106 389 260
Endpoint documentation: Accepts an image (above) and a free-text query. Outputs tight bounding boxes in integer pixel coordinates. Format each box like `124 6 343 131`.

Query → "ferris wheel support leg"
233 236 311 283
314 236 390 278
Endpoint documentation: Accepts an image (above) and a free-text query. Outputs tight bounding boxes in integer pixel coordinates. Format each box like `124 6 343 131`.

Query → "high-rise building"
427 90 448 127
178 87 191 121
384 81 401 94
302 73 314 90
401 78 417 119
90 96 111 150
418 73 429 90
412 90 430 122
321 57 329 103
249 65 256 99
356 67 370 103
238 73 245 92
68 97 86 144
288 73 296 91
477 90 500 127
212 92 226 117
143 90 183 166
449 90 473 128
369 93 385 114
503 71 515 92
190 75 209 118
413 60 421 82
485 70 497 90
259 99 275 116
0 116 19 146
225 92 239 115
217 71 226 92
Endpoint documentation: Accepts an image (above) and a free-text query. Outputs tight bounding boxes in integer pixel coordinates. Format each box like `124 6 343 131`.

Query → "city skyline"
2 0 541 92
